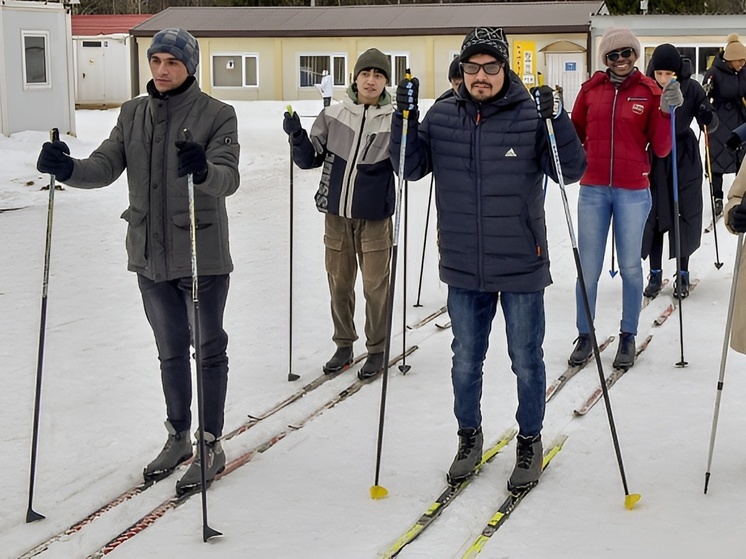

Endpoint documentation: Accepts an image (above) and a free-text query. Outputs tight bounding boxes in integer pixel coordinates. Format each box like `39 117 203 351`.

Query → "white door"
77 40 106 104
545 53 586 114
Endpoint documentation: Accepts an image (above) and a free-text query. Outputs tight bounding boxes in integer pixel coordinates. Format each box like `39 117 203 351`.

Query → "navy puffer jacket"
391 71 586 292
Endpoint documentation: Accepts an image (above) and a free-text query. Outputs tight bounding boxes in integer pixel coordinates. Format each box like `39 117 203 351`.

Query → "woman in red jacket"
568 27 682 370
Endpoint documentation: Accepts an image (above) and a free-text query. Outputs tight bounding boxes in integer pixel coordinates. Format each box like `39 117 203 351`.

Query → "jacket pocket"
120 207 148 269
171 210 219 270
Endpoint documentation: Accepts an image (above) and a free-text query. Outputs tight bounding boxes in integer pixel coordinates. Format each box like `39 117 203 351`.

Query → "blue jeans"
138 274 230 437
575 186 652 336
448 286 546 437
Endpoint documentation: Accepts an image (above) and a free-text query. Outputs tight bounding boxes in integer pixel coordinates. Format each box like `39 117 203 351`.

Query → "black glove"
697 104 714 126
283 111 302 137
530 86 562 120
396 77 419 118
729 202 746 232
37 140 73 181
175 140 207 183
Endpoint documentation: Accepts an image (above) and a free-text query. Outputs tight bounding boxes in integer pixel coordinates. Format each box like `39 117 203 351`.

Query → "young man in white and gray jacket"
283 48 395 380
36 28 239 495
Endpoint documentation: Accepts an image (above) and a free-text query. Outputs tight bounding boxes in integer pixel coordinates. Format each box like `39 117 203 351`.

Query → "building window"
22 31 50 89
299 54 346 88
387 54 409 86
212 54 259 88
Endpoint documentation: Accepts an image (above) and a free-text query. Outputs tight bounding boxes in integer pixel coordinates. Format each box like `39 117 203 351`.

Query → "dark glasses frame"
460 61 504 75
606 48 634 62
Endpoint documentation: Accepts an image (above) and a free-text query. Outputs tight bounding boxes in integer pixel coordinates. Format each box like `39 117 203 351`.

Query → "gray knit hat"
460 27 510 65
147 28 200 76
598 27 641 67
354 48 391 80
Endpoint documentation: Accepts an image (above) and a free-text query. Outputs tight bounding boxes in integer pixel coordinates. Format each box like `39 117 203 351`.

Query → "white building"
0 0 75 136
71 14 151 108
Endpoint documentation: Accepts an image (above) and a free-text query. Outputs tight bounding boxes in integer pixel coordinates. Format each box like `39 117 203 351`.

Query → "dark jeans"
138 274 230 437
323 97 331 107
448 286 546 437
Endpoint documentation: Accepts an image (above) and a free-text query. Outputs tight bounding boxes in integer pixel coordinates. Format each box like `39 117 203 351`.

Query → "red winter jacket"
571 70 671 190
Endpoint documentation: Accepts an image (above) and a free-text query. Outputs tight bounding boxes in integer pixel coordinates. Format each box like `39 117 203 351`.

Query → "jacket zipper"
609 88 619 185
475 106 485 290
343 106 368 218
361 133 376 161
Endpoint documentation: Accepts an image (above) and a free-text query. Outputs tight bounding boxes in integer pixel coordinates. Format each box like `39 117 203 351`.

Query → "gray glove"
660 80 683 113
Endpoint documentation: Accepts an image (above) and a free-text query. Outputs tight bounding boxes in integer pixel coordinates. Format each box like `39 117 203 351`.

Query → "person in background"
391 27 586 492
569 27 682 371
283 49 395 380
437 57 463 101
318 69 334 107
702 33 746 217
642 44 718 299
36 28 239 495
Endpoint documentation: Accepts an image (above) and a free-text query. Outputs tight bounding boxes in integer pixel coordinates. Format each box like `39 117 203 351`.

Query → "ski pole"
609 228 618 277
704 124 724 269
399 180 411 374
669 104 687 367
705 232 744 494
183 129 222 542
540 94 640 510
286 105 300 382
371 70 412 500
26 128 61 523
413 175 434 307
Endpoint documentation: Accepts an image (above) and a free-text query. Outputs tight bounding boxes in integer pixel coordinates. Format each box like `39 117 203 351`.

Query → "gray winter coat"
64 79 240 282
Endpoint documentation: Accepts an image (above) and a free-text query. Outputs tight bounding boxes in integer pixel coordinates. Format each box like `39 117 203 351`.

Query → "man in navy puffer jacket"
390 27 585 492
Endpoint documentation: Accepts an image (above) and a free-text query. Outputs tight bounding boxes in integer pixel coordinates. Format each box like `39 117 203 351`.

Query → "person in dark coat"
642 44 718 299
390 27 586 492
702 33 746 215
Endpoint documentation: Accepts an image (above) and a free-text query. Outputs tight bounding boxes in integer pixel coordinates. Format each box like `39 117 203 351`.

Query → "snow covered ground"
1 98 745 559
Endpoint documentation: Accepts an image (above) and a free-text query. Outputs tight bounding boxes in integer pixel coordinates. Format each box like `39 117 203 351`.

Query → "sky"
1 98 746 559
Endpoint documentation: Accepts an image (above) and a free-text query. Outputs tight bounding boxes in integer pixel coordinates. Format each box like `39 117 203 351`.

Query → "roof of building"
72 14 153 37
131 2 606 38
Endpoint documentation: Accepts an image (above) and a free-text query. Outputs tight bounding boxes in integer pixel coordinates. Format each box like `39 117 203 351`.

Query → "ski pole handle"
50 128 59 143
286 104 294 116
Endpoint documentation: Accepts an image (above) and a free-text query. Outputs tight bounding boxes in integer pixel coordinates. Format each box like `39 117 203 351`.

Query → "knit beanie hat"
448 57 461 81
354 48 391 80
724 33 746 61
598 27 641 67
147 28 200 76
650 43 682 74
460 27 510 65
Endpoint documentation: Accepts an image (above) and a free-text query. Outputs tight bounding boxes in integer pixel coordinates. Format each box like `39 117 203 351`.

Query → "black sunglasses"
460 61 504 75
606 48 634 62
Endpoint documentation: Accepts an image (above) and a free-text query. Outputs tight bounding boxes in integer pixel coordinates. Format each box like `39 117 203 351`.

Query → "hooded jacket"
703 54 746 174
63 78 240 282
290 87 395 221
571 69 671 189
390 71 586 293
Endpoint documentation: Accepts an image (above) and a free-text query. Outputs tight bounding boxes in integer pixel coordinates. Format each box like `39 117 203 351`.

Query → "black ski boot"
175 431 225 496
143 420 193 482
358 352 384 379
643 269 663 298
715 198 724 217
447 427 483 484
612 333 636 370
568 334 592 366
508 434 543 492
323 346 353 374
674 270 690 299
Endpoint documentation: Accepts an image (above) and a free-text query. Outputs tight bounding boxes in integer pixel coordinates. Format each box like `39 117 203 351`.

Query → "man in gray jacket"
36 28 240 495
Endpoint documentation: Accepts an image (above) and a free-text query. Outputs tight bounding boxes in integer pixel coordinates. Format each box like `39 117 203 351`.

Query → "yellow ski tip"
286 104 293 115
624 493 641 510
370 485 389 500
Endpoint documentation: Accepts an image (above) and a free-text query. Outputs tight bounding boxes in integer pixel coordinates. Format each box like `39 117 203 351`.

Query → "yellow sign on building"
512 40 537 88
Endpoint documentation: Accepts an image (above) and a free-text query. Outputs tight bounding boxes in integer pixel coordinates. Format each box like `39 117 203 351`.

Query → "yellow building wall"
136 33 588 102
